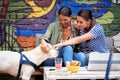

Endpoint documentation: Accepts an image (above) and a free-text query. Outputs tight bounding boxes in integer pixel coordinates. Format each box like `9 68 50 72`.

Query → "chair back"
105 37 114 52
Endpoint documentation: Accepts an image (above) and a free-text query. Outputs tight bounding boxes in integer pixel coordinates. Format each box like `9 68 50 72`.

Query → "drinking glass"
55 58 62 71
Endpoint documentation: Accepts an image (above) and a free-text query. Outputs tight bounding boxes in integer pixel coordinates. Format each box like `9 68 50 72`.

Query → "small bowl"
66 65 80 73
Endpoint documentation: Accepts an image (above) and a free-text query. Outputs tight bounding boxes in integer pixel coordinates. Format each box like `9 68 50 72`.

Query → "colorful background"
0 0 120 80
0 0 120 52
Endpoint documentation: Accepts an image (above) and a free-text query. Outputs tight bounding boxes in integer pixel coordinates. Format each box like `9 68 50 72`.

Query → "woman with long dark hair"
40 6 78 66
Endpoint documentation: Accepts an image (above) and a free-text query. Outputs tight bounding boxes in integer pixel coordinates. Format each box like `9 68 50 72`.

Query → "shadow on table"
0 73 16 80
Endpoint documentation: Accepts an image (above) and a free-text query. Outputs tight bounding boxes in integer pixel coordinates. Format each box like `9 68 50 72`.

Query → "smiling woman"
39 6 79 66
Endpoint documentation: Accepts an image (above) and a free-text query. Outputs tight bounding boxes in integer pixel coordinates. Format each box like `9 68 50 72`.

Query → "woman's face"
76 16 91 30
59 15 72 28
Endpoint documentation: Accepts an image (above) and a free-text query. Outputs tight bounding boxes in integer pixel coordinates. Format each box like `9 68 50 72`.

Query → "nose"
77 22 80 26
61 20 65 25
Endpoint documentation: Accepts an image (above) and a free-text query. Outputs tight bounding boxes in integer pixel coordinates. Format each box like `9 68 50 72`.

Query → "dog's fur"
0 43 58 80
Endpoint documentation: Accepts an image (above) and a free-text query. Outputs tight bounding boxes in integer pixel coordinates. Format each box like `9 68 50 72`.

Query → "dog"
0 40 58 80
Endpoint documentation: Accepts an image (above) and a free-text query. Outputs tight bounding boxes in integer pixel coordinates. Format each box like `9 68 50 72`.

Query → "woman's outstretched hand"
53 43 63 50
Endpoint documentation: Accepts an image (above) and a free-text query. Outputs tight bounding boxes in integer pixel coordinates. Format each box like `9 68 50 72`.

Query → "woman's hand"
53 43 63 50
40 39 49 53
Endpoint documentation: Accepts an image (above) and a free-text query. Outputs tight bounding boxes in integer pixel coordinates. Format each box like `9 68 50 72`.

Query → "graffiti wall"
0 0 120 52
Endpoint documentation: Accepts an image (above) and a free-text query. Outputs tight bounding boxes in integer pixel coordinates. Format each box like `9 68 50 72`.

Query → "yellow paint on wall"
25 0 56 18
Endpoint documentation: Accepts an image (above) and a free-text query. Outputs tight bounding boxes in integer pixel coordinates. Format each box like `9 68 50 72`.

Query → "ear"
88 19 91 24
86 19 91 27
70 15 73 19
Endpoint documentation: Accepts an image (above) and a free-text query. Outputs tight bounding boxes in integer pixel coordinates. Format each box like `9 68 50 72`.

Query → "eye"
79 21 82 24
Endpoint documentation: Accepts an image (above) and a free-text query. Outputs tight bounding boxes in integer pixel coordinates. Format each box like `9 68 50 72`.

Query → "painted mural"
0 0 120 52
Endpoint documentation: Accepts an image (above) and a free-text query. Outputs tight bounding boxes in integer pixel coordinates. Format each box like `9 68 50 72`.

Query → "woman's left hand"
53 43 63 50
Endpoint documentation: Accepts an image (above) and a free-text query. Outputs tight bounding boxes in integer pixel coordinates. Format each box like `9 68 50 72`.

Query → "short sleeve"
89 23 104 38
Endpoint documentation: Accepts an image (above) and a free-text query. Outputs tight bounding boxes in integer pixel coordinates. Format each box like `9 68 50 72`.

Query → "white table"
44 67 120 80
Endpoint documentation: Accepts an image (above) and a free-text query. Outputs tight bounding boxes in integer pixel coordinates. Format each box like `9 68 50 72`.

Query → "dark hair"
77 9 92 21
58 6 72 17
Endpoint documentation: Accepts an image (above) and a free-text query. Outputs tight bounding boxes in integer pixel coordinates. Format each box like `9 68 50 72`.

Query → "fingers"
53 43 62 50
41 44 49 53
40 39 49 53
40 39 47 44
53 45 59 50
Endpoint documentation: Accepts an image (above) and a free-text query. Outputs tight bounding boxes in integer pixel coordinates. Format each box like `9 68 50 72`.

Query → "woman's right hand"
40 39 49 53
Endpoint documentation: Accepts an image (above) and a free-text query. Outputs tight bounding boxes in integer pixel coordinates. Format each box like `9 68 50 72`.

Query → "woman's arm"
54 32 94 49
42 23 54 42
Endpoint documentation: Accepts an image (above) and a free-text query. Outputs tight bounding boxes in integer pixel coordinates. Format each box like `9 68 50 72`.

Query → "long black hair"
58 6 72 17
77 9 92 21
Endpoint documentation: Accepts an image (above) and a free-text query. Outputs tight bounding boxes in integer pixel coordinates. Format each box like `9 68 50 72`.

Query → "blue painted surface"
15 0 111 36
